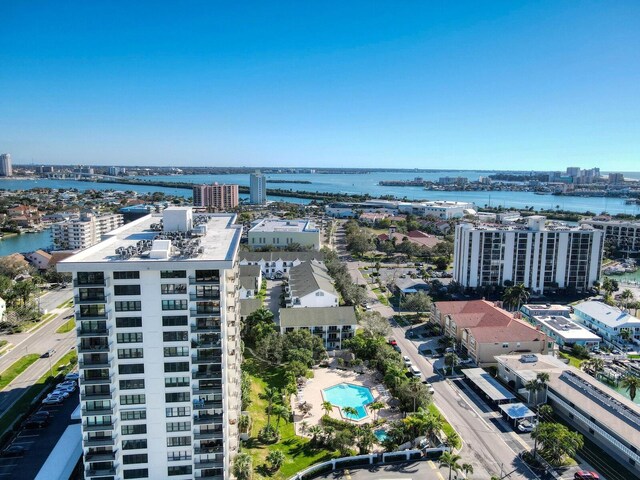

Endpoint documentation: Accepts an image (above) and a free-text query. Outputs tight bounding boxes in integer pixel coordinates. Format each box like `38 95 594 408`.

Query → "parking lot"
0 389 79 480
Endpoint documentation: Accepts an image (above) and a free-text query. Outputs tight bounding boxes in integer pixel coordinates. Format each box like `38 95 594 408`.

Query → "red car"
388 338 397 346
574 471 599 480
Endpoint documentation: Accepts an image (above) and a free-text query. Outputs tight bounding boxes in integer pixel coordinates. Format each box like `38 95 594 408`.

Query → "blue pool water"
323 383 374 420
374 429 388 442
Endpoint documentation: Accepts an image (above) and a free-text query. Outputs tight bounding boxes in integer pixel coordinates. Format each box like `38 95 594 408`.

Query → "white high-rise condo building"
249 171 266 204
0 154 12 177
58 207 242 480
453 216 604 294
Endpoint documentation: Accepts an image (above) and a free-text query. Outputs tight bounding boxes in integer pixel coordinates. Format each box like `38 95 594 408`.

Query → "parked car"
56 382 77 392
517 420 536 433
42 395 64 405
574 472 600 480
65 372 80 381
422 381 435 395
31 410 52 421
409 365 421 378
49 389 70 399
388 338 397 346
460 358 474 365
402 356 412 366
24 418 49 429
392 344 402 353
1 445 26 457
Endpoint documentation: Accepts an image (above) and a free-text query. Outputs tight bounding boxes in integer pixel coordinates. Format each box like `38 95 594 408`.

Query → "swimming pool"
322 383 374 421
374 429 388 442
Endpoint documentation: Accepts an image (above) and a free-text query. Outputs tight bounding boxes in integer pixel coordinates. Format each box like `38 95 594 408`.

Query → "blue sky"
1 1 639 170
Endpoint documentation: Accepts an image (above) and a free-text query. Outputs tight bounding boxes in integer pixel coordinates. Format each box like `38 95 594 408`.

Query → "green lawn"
56 319 76 334
242 357 338 479
0 351 77 437
559 351 585 369
371 287 390 306
19 312 58 333
428 403 461 449
0 354 40 390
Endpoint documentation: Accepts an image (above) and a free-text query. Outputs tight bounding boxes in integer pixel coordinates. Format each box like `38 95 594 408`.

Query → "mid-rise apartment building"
57 207 242 480
580 217 640 257
573 300 640 345
53 212 124 251
192 183 239 211
248 219 321 251
453 216 604 294
249 172 266 205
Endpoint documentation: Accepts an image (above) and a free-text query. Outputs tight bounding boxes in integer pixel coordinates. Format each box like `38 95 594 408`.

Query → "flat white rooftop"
574 301 640 329
59 212 240 264
533 315 601 341
250 219 318 233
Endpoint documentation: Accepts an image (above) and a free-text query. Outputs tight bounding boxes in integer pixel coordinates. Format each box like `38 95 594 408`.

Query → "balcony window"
77 272 104 285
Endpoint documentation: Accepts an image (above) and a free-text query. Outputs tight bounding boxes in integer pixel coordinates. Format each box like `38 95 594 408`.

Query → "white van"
410 365 421 378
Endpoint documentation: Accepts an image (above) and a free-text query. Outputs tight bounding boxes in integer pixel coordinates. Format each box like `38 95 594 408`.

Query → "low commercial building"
496 354 640 478
432 300 551 365
453 216 604 294
324 199 474 219
529 314 600 350
285 260 338 308
520 303 572 320
573 300 640 345
52 212 124 250
238 251 324 279
279 306 357 350
248 219 321 250
377 230 441 249
25 249 53 271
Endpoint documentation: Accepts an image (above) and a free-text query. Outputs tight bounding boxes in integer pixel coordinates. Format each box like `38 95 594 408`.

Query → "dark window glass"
165 392 190 403
122 439 148 450
123 454 148 465
114 285 141 296
120 379 145 390
121 410 146 421
115 301 142 312
162 316 188 326
164 362 189 373
168 466 192 476
123 468 148 479
119 364 145 375
118 348 144 359
122 424 147 435
116 317 143 328
161 270 186 278
117 332 143 344
114 271 140 280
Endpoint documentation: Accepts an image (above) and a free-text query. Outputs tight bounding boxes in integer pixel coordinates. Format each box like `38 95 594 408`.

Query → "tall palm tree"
273 404 290 437
369 401 385 421
525 380 542 407
321 400 334 416
461 463 474 477
502 283 530 311
621 375 640 402
444 352 459 376
620 289 634 311
438 451 463 480
264 387 279 427
308 425 322 444
536 372 550 403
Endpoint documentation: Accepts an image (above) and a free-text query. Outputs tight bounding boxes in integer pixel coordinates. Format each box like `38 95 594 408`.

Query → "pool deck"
291 364 402 440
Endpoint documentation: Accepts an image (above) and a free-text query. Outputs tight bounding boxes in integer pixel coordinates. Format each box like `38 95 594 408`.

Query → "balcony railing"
192 371 222 380
77 327 111 338
191 340 222 349
84 450 117 462
83 421 116 432
190 309 221 318
190 293 220 301
194 460 224 469
192 356 222 365
192 400 223 410
74 294 110 304
84 435 117 447
78 342 112 353
81 374 114 385
80 389 114 401
189 277 220 285
82 406 114 416
75 310 111 321
74 278 108 288
193 430 224 440
192 386 223 395
191 324 221 333
194 446 224 454
85 467 117 477
193 414 223 425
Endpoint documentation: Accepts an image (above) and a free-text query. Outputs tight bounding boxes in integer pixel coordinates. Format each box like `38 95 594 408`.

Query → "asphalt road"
313 460 452 480
0 289 75 418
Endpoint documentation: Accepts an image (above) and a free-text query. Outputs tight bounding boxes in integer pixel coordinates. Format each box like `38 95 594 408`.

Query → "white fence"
289 447 448 480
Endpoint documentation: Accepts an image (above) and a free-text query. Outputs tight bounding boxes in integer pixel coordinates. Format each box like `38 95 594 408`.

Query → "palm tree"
444 352 459 376
355 425 377 454
232 452 253 480
343 406 359 421
273 404 290 437
620 329 632 344
538 404 553 422
620 289 634 311
308 425 322 444
369 401 385 421
299 420 309 436
238 414 251 434
621 374 640 401
502 283 530 311
525 380 542 407
438 451 463 480
266 449 285 472
535 372 550 403
321 400 334 416
264 387 279 427
461 463 474 477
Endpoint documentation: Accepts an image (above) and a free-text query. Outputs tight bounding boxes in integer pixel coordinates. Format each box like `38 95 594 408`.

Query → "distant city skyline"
1 1 639 170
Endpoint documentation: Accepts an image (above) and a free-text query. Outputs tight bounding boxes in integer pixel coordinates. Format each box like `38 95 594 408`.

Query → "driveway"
265 280 282 324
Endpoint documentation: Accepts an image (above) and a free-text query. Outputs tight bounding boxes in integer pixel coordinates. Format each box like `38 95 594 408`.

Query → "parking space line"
17 434 39 438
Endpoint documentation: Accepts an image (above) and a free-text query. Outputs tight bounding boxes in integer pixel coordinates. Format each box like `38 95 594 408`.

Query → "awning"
499 402 536 420
463 368 516 402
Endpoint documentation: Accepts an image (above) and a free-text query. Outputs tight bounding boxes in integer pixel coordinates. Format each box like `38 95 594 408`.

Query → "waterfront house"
573 300 640 345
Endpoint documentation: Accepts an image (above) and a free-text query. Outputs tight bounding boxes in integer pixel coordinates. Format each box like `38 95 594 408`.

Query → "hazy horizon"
2 1 639 170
